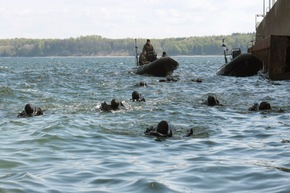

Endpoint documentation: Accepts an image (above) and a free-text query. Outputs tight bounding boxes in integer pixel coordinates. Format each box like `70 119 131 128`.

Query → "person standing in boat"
139 50 149 65
142 39 157 62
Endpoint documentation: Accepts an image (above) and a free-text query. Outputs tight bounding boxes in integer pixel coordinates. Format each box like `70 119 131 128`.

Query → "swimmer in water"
100 98 124 111
136 81 147 87
144 120 194 138
131 91 145 102
144 120 172 137
248 101 271 111
18 103 44 117
202 95 222 106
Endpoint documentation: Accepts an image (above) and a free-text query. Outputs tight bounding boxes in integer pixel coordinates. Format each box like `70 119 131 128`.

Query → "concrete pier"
249 0 290 80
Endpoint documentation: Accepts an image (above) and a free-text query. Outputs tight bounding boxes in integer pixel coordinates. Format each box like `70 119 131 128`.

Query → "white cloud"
0 0 263 39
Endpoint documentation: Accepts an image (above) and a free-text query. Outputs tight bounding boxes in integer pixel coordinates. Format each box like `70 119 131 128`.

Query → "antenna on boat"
222 39 228 64
135 39 139 66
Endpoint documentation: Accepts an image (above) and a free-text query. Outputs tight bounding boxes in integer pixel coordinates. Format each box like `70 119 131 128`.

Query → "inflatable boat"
132 57 179 77
217 53 263 77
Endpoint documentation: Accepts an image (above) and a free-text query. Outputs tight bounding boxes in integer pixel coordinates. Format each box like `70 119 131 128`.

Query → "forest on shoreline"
0 33 255 57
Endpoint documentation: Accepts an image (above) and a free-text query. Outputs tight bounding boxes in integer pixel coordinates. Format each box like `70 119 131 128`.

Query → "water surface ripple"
0 56 290 193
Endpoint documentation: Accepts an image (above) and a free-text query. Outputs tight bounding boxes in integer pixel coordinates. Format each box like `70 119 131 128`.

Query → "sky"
0 0 266 39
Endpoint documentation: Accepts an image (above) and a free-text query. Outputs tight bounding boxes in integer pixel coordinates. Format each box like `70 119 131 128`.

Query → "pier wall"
256 0 290 42
250 35 290 80
250 0 290 80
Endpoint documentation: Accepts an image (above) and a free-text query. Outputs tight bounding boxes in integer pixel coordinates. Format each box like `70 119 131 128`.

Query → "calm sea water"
0 56 290 193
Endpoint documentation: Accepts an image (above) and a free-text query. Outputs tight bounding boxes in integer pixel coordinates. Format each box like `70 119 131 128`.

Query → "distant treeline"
0 33 255 57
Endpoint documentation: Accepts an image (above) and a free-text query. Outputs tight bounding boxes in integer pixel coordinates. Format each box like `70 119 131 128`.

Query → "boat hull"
217 53 263 77
132 57 179 77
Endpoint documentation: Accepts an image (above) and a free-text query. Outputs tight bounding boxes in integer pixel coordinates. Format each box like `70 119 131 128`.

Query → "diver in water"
18 103 44 117
159 76 180 82
248 101 286 113
144 120 193 138
202 95 222 106
100 98 124 111
144 120 172 137
135 81 147 87
131 91 145 102
248 101 272 111
191 78 202 83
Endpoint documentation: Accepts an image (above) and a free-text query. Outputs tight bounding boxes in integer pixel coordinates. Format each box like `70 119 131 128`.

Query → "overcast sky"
0 0 266 39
